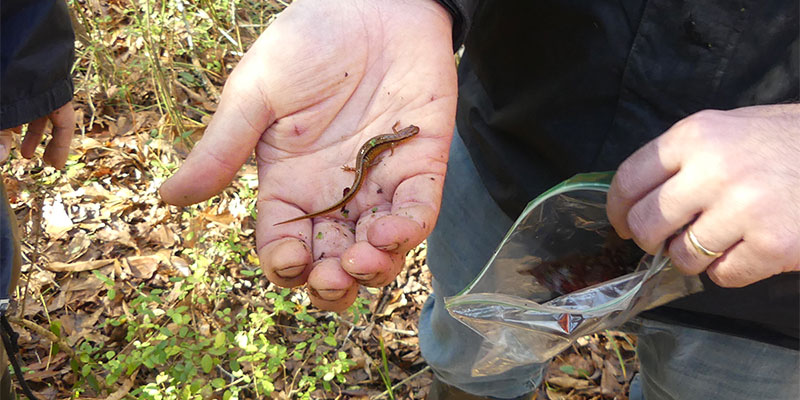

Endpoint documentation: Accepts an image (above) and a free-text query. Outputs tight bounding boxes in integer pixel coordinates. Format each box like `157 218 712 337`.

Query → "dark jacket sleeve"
433 0 481 50
0 0 75 130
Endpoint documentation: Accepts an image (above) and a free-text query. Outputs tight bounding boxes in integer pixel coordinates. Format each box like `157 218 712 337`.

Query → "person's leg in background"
627 318 799 400
420 131 546 400
1 178 22 399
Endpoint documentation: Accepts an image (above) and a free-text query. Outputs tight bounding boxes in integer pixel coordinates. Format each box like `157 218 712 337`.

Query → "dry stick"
8 316 75 359
371 366 431 400
286 355 312 398
19 184 44 318
380 326 417 337
230 0 244 55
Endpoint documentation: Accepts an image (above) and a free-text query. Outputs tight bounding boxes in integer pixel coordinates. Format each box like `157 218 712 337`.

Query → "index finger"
607 117 690 238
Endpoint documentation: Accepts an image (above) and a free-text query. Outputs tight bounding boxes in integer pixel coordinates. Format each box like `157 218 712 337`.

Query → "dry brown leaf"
126 255 160 280
103 369 139 400
47 259 114 272
47 289 68 312
199 207 236 225
96 221 137 249
600 366 623 396
603 358 622 378
64 231 92 262
546 386 573 400
562 353 596 378
28 268 56 287
547 375 593 390
148 224 176 247
378 290 407 317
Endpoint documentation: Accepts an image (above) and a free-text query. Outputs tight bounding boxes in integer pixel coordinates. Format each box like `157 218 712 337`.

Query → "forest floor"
2 1 638 399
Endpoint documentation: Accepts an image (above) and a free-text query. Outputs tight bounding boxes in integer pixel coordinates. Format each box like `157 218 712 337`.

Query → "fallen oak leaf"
46 259 114 272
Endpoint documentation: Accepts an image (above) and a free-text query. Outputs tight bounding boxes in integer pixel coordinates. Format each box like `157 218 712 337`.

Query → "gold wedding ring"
687 228 724 258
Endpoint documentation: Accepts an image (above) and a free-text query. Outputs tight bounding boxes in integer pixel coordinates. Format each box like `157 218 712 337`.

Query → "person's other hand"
607 104 800 288
0 101 75 168
160 0 457 311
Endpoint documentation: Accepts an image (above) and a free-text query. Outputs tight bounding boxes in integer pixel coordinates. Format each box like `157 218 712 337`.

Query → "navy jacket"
1 0 74 129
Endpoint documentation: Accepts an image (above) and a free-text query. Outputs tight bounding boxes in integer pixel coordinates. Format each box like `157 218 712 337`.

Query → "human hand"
0 101 75 168
160 0 457 311
607 105 800 288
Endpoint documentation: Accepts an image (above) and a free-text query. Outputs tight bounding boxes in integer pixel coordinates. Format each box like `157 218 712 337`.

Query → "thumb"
0 130 12 163
160 69 274 206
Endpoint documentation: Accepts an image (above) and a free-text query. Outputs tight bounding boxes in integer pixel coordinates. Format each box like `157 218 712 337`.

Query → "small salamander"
274 123 420 225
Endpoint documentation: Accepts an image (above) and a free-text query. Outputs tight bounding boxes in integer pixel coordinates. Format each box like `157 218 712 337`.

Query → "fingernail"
275 264 305 279
349 272 376 281
376 242 399 252
313 288 346 301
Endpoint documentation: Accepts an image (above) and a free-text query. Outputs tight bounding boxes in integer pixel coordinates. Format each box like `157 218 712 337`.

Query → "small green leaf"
91 270 114 287
214 332 226 349
211 377 226 388
49 321 61 336
201 354 213 373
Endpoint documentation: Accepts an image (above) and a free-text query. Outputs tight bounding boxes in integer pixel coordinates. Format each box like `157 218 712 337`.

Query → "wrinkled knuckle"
627 208 656 251
613 164 640 201
667 240 692 271
656 188 685 224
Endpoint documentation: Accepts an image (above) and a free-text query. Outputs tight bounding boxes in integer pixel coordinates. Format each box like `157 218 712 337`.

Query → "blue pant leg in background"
419 131 546 399
628 318 800 400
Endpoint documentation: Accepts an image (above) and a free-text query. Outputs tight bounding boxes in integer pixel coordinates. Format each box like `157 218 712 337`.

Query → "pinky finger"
20 117 47 159
705 241 780 288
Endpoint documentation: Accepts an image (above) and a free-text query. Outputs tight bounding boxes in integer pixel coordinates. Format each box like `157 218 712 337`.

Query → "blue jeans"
419 132 800 399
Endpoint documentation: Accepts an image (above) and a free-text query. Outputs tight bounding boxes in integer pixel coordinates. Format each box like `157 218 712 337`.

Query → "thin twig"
371 366 431 400
380 325 417 337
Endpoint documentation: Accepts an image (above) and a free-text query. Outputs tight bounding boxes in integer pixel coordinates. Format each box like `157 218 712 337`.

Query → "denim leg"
419 131 546 399
627 318 800 400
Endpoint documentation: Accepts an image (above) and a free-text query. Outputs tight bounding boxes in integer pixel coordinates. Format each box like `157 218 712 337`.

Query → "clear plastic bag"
444 172 703 376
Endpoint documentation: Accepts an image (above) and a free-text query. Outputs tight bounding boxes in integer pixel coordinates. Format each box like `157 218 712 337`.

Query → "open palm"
161 0 457 311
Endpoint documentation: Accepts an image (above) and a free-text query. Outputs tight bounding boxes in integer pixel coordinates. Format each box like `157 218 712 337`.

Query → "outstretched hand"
0 102 75 168
160 0 457 311
608 105 800 288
